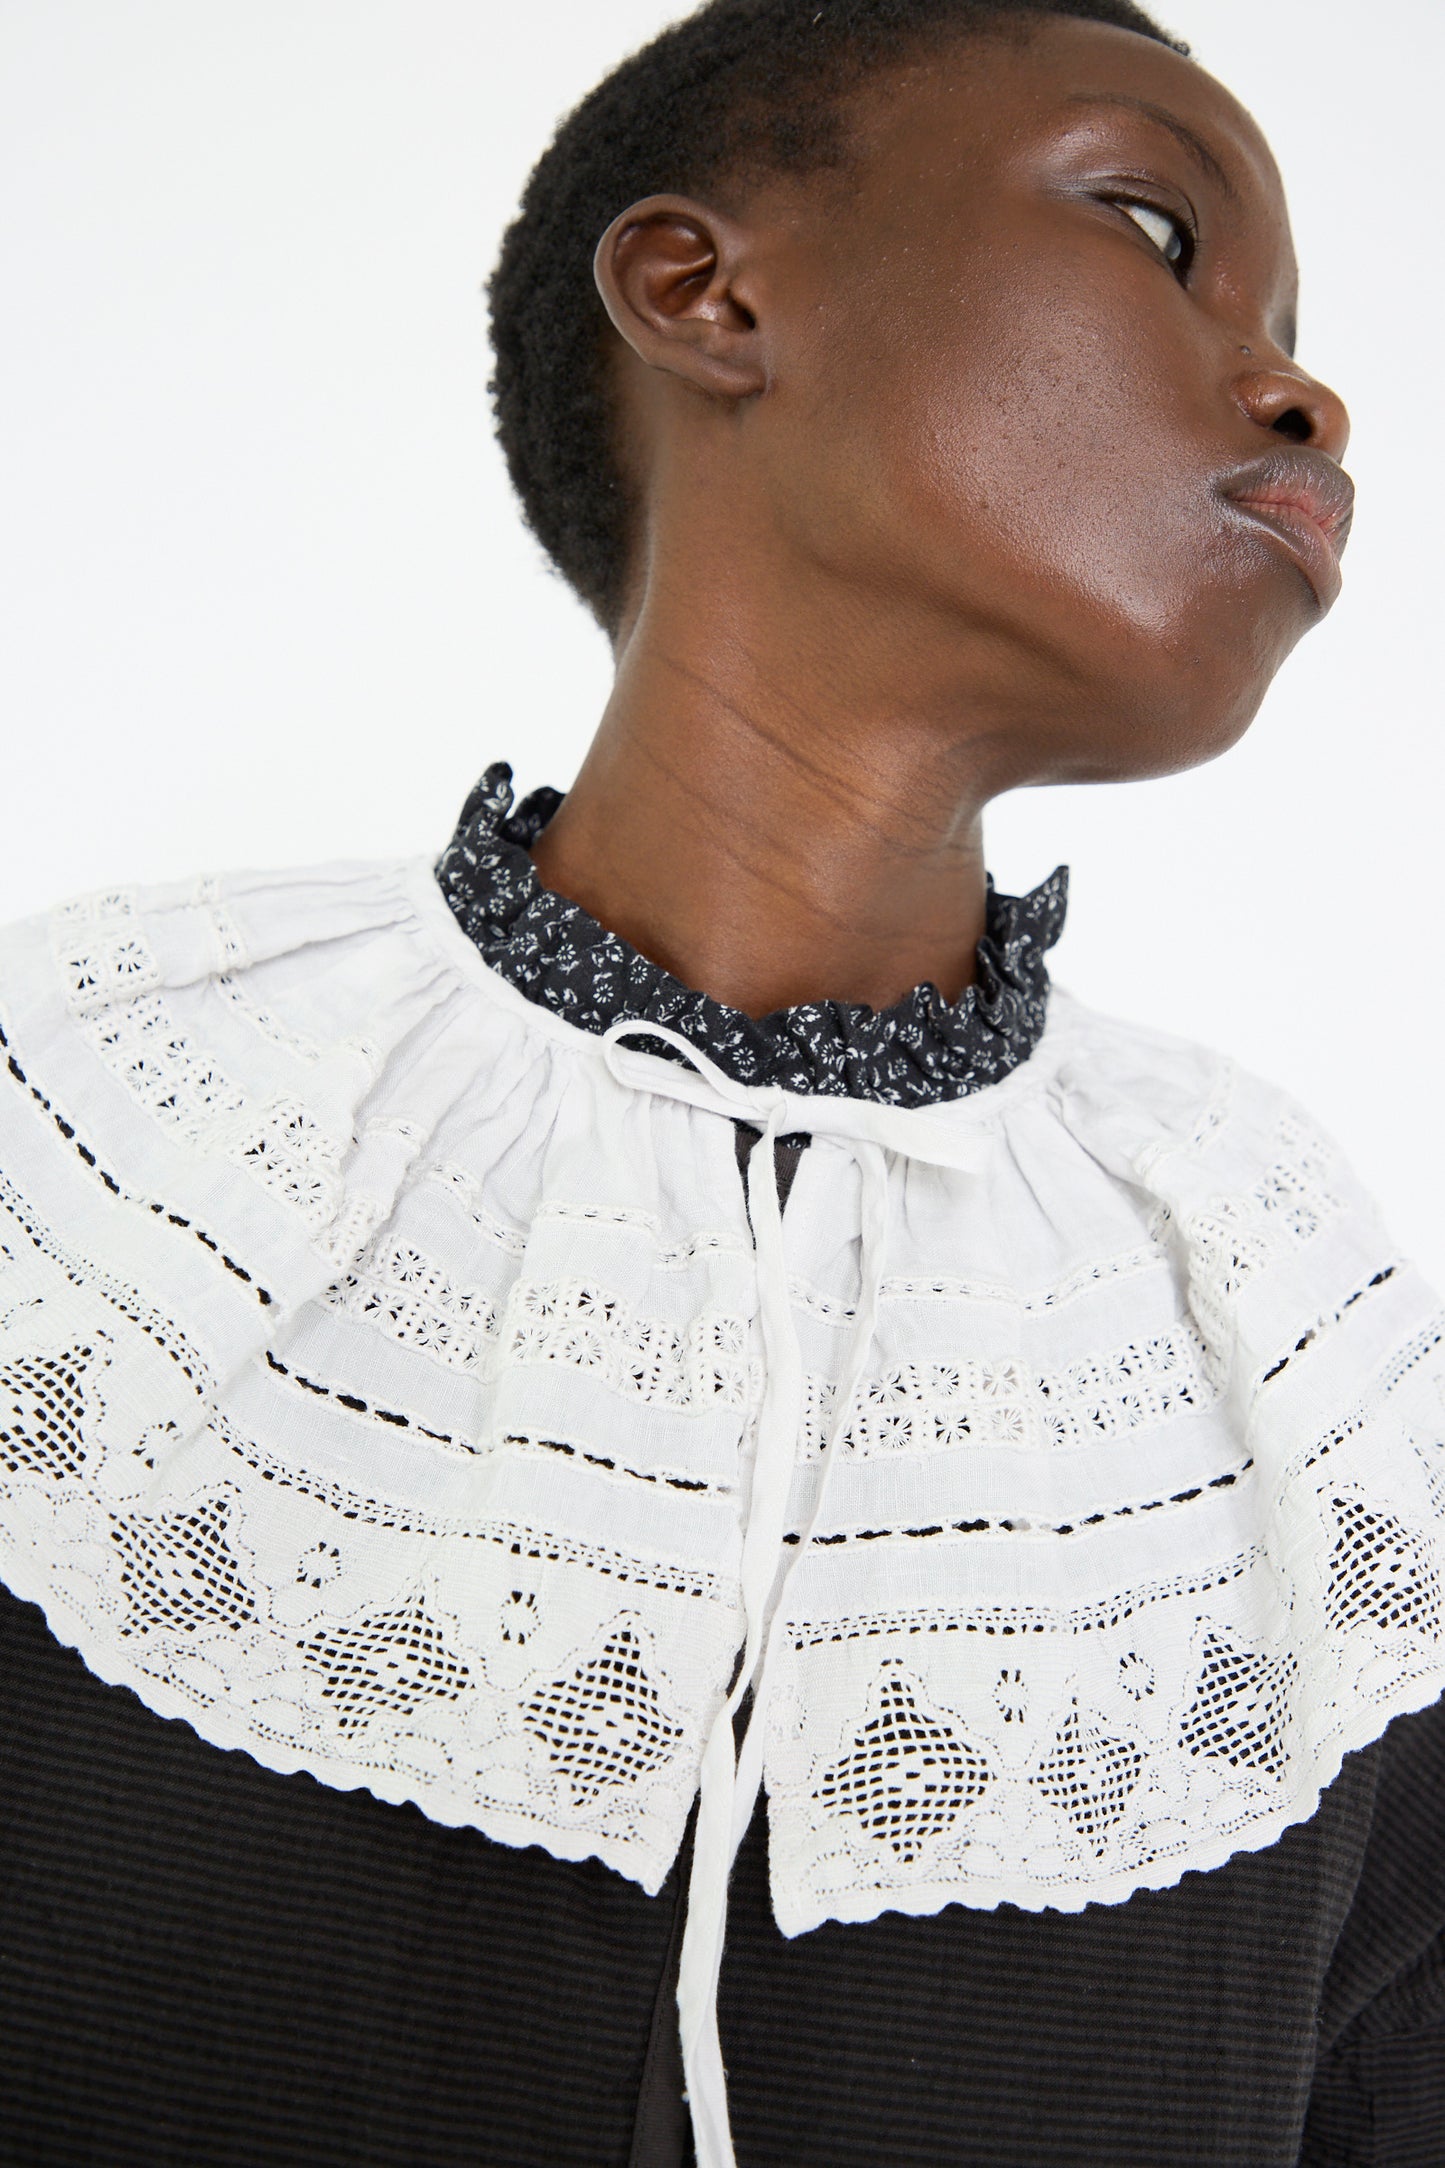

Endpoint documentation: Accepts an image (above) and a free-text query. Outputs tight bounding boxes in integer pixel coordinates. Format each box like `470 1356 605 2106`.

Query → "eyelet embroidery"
0 860 1441 1926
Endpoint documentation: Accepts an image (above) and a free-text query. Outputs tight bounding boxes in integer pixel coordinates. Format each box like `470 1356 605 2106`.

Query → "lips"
1216 447 1355 610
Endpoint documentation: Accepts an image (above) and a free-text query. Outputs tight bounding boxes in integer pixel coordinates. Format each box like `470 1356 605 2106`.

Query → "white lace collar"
1 853 1443 2166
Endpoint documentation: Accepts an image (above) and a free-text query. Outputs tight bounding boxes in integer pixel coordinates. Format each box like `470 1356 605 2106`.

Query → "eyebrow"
1062 92 1241 208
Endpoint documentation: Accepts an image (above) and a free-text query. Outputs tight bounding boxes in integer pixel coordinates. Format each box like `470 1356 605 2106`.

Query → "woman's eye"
1116 198 1192 270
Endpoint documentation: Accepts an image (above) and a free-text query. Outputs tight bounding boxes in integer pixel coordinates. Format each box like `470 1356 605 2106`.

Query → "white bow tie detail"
600 1019 991 2168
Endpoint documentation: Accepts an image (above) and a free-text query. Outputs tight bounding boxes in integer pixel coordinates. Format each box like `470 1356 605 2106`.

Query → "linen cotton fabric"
1 766 1443 2163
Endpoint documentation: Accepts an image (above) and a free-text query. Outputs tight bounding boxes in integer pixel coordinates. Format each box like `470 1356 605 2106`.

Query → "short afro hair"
488 0 1191 635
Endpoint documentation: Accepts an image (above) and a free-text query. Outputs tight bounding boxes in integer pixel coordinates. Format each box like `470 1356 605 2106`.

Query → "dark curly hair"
488 0 1191 635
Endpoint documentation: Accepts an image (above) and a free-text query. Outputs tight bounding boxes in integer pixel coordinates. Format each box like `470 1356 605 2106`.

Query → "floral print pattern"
433 762 1068 1109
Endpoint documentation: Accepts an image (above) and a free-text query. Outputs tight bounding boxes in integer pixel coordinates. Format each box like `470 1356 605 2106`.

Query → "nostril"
1271 408 1313 443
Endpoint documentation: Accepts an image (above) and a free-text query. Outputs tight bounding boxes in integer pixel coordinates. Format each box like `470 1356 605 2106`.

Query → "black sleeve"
1298 1697 1445 2166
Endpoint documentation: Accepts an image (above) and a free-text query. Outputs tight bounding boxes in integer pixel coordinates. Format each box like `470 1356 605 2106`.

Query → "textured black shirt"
1 1569 1444 2167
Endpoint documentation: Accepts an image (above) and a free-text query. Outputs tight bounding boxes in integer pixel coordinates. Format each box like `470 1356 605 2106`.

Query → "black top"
3 1579 1444 2168
2 771 1443 2167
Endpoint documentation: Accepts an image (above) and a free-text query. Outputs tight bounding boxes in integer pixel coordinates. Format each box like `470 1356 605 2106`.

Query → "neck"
529 584 1003 1019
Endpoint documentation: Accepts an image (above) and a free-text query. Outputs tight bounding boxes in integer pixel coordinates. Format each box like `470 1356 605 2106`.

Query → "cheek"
906 281 1221 637
777 252 1306 773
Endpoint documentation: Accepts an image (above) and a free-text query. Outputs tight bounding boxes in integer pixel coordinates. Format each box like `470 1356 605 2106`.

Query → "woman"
1 2 1440 2163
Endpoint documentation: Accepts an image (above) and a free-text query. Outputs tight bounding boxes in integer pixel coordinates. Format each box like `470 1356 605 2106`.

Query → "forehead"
846 16 1286 223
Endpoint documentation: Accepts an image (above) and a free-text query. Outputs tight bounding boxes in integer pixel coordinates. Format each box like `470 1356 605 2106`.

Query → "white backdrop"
2 1 1441 1278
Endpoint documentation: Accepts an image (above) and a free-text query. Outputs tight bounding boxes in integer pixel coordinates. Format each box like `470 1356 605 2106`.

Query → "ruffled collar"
433 761 1068 1109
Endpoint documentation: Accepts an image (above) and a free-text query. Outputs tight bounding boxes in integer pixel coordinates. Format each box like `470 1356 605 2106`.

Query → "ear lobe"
592 193 768 401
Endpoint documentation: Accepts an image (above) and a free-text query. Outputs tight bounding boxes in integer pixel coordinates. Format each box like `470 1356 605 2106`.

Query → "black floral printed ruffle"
433 762 1068 1109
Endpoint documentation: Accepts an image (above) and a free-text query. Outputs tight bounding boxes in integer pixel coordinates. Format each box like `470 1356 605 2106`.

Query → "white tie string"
599 1020 988 2168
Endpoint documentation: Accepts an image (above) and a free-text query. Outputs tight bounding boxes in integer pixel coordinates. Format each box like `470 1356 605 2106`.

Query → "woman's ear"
592 194 768 401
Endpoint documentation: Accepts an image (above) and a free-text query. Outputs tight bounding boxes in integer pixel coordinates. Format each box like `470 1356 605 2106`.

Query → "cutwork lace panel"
0 855 1442 1929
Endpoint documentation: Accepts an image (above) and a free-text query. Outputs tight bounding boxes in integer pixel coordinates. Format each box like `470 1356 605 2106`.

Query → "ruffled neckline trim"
433 762 1068 1110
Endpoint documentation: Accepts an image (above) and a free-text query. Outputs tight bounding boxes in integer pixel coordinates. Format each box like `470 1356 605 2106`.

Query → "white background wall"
2 1 1441 1274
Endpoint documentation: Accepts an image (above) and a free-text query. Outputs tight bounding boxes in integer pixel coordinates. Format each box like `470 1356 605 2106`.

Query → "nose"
1233 355 1351 464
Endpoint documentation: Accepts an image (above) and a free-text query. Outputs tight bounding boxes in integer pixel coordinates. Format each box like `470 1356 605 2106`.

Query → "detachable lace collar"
433 761 1069 1110
5 850 1445 2168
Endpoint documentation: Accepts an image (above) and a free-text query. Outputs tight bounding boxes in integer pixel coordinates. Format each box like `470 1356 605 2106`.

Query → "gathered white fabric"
601 1019 995 2161
2 852 1444 2166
